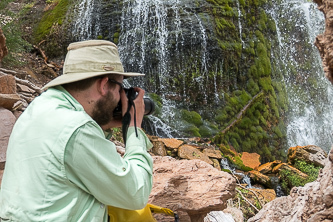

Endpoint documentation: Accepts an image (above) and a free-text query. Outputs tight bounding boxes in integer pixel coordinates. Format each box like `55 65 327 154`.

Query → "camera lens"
143 98 155 115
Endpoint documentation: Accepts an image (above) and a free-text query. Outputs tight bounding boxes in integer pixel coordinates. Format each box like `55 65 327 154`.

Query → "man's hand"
120 87 145 128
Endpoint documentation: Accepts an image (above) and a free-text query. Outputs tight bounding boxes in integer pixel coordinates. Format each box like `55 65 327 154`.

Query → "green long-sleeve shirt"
0 86 153 221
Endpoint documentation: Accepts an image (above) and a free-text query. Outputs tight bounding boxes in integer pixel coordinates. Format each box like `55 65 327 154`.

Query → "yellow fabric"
108 204 157 222
108 204 176 222
148 203 175 217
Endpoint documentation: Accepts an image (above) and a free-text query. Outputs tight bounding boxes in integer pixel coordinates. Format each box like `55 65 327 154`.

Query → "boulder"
0 107 16 162
272 163 308 179
248 188 276 204
0 74 16 94
149 156 236 222
149 136 167 156
203 148 222 159
287 145 327 168
0 93 21 110
248 147 333 222
178 144 213 165
158 138 184 149
256 160 282 174
248 170 272 188
0 74 20 109
241 152 261 169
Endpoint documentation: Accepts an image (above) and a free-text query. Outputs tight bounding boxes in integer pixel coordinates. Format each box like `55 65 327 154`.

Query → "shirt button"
100 204 104 209
122 167 126 171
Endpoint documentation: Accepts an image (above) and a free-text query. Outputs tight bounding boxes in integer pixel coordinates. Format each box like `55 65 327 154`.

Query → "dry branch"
236 188 259 212
221 90 264 134
14 77 42 95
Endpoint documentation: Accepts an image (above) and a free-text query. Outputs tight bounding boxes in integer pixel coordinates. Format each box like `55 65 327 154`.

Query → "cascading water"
117 0 215 137
267 0 333 153
70 0 333 152
71 0 101 40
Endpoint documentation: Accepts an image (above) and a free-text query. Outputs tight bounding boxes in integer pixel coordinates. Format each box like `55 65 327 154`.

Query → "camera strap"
122 94 139 144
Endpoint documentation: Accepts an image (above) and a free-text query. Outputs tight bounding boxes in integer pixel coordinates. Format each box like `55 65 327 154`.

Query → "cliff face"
0 28 8 63
314 0 333 85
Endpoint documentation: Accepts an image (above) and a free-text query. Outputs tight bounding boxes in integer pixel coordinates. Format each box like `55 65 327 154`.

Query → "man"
0 40 153 221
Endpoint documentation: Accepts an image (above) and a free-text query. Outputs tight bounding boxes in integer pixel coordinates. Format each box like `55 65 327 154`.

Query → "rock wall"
0 28 8 63
314 0 333 85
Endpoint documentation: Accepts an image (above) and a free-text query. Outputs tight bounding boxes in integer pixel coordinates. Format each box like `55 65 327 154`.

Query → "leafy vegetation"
280 159 321 194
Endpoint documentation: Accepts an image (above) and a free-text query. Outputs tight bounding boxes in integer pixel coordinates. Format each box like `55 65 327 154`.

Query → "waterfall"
70 0 333 151
71 0 101 40
117 0 213 137
236 0 244 47
267 0 333 153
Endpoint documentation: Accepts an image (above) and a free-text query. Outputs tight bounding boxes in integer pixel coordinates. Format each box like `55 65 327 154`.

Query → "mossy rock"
181 109 203 127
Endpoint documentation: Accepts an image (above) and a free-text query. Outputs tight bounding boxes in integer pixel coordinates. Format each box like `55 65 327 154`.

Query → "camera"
113 87 155 119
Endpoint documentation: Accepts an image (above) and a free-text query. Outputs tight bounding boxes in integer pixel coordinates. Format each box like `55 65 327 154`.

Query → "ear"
97 76 109 96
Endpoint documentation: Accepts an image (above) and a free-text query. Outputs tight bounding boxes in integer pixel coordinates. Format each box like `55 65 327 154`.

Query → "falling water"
117 0 212 137
236 0 244 47
267 0 333 153
71 0 101 40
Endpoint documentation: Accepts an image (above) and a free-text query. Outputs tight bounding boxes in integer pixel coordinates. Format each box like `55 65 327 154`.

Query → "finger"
133 87 145 100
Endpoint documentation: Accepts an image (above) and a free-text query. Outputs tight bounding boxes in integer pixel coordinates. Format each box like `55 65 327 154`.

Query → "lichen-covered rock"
256 160 282 174
272 163 308 179
241 152 261 169
287 145 327 168
149 156 236 222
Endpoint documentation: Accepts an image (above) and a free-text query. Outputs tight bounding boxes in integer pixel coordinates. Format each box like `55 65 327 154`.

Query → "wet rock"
248 170 272 188
256 160 282 174
248 147 333 222
272 163 308 179
241 152 261 169
287 145 327 168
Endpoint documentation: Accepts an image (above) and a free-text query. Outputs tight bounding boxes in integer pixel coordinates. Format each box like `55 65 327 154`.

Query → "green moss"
181 110 203 127
34 0 70 43
183 124 201 137
2 22 33 66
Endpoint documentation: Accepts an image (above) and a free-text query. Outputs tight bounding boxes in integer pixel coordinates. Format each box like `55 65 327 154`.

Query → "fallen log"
221 91 264 134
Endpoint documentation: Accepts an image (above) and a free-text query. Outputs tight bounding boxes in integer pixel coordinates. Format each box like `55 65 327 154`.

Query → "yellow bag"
108 203 179 222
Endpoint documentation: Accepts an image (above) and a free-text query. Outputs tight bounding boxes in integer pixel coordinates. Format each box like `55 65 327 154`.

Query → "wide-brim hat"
42 40 144 89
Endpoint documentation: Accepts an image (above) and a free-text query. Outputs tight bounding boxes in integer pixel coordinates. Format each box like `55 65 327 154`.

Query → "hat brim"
42 71 144 90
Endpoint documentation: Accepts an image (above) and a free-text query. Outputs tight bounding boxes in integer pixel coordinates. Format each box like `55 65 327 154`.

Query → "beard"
91 90 118 126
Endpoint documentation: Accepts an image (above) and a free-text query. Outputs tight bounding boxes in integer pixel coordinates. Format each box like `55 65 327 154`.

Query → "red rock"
149 156 236 222
241 152 261 169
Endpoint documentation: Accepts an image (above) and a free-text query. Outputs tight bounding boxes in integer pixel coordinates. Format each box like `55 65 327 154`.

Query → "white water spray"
267 0 333 152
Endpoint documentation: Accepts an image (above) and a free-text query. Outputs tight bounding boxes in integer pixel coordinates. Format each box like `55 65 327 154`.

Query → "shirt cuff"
126 126 153 151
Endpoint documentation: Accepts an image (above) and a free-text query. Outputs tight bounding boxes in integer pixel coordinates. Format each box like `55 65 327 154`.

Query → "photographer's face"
91 77 123 126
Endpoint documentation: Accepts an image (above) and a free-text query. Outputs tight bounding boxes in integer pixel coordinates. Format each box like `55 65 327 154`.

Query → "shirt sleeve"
64 123 153 210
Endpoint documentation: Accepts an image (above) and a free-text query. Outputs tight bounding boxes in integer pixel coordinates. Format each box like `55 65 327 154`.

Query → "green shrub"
280 160 321 194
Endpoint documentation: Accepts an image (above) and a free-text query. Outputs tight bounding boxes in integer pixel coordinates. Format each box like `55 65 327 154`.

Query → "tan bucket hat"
42 40 144 89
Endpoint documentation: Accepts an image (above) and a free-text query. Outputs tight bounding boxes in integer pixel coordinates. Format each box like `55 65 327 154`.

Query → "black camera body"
113 87 155 119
